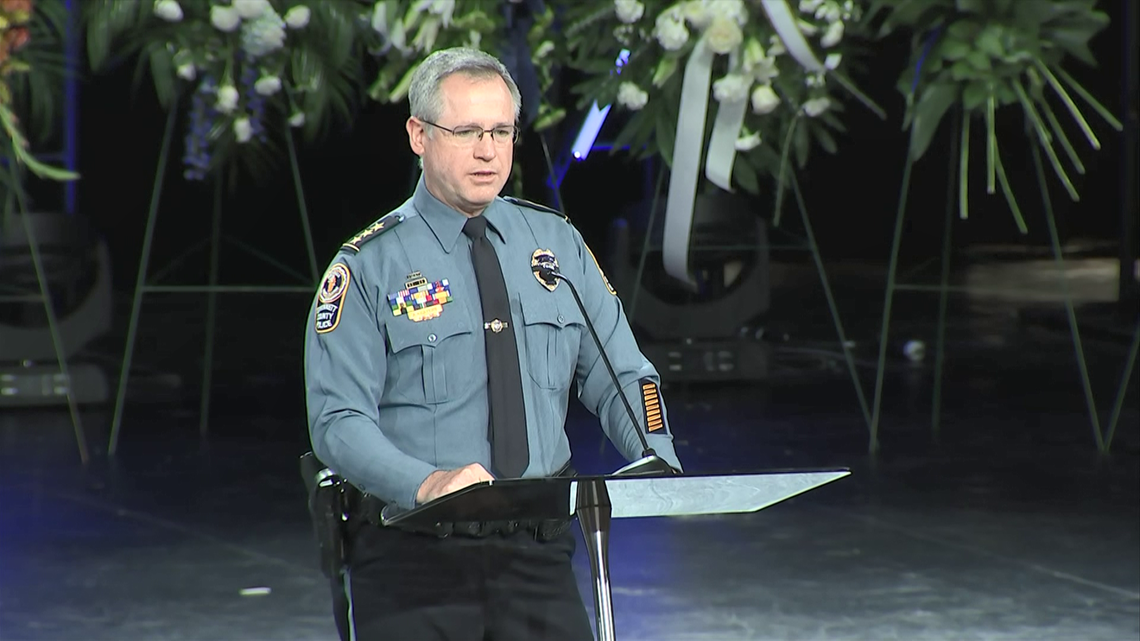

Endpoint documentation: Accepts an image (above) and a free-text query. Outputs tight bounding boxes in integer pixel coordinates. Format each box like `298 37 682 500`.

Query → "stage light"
570 49 630 162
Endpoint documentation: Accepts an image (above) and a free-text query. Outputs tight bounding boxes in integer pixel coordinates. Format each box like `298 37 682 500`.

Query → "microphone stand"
536 266 676 477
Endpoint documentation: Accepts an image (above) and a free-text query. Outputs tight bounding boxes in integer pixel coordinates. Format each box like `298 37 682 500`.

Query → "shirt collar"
412 175 507 253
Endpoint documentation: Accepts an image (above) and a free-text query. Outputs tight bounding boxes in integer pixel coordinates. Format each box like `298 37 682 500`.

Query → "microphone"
534 265 677 476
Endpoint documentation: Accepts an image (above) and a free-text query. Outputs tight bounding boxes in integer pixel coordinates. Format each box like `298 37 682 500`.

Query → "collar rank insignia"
315 263 351 334
342 214 403 253
531 249 559 292
504 196 569 222
388 271 452 322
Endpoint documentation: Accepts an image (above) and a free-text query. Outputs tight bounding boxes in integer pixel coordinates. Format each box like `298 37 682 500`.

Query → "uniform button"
428 333 437 342
557 314 566 324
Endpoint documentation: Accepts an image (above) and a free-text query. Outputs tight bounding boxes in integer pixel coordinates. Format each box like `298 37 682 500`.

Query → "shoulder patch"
315 263 351 334
342 214 404 252
504 196 569 222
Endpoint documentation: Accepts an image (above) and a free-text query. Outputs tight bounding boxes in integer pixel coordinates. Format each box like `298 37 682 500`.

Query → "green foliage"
83 0 373 186
365 0 565 131
869 0 1122 228
1 0 78 185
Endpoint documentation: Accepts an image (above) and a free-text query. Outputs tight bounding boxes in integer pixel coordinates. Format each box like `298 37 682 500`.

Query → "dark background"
21 1 1134 296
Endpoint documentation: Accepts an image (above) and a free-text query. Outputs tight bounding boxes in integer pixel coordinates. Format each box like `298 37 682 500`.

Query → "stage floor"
2 258 1137 641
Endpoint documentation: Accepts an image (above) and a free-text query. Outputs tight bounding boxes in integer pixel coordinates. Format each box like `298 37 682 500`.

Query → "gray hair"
408 47 522 127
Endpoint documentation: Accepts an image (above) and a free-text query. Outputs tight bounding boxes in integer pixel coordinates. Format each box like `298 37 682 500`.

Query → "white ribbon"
660 0 825 286
661 35 714 289
760 0 825 73
704 49 748 192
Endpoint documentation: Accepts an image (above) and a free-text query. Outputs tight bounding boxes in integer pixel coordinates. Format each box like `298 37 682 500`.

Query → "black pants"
333 522 595 641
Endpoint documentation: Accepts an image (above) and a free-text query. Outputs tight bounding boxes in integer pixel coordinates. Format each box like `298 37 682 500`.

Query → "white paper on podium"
568 470 849 518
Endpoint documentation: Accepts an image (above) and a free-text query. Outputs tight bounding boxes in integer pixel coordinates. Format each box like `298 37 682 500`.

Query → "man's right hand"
415 463 494 504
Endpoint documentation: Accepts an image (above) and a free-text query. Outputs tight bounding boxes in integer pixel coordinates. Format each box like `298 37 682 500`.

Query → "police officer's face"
409 73 515 217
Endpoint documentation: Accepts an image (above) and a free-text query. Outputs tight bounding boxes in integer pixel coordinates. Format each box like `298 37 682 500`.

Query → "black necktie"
462 216 529 478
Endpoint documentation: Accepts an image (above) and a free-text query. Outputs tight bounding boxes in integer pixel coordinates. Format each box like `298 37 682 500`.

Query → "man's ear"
407 117 426 156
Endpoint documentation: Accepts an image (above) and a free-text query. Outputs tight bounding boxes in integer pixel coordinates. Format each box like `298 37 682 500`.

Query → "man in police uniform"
304 47 682 640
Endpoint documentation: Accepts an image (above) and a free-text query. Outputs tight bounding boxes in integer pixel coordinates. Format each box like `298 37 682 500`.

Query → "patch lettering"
315 263 351 334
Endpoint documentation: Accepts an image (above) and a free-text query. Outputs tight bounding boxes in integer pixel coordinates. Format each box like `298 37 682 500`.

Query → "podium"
381 458 850 641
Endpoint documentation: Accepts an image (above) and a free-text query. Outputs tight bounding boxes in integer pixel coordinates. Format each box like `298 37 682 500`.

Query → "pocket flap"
520 294 580 328
386 302 471 353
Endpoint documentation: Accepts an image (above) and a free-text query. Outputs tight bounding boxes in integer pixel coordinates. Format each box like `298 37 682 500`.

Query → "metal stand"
576 477 615 641
1 188 89 465
107 110 321 455
872 106 1135 455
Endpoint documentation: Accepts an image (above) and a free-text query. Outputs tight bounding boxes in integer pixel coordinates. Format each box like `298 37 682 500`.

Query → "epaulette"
341 213 404 252
504 196 569 222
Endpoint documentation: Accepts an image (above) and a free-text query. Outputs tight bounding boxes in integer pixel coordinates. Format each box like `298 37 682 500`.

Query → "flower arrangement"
563 0 879 199
84 0 371 183
873 0 1122 230
365 0 566 132
0 0 77 184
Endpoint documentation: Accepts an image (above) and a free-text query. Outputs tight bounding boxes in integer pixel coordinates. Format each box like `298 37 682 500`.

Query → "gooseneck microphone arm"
535 265 675 475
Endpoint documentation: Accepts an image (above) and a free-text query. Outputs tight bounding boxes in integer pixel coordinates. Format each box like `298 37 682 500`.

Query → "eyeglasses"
422 120 519 146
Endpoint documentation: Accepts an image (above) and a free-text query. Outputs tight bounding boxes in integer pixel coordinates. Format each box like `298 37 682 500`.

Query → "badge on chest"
388 271 453 322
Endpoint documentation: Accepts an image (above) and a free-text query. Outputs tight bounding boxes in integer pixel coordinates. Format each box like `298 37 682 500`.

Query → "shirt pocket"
385 303 475 404
519 294 582 391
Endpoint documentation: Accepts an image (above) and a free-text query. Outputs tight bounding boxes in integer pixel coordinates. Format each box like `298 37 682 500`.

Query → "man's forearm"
313 412 438 510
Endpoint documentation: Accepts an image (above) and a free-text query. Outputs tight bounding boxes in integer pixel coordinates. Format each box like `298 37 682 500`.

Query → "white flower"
735 130 761 151
466 29 482 49
750 84 780 115
616 82 648 110
284 5 311 28
708 0 747 27
233 117 253 143
216 85 239 113
254 75 282 95
753 57 779 83
241 9 287 58
797 19 819 36
176 62 196 80
799 0 825 13
210 5 241 32
768 35 786 56
821 20 844 47
824 53 842 70
816 3 843 23
614 0 644 24
654 13 689 51
705 15 743 55
805 72 826 88
712 73 750 103
233 0 271 19
289 111 306 127
153 0 183 22
803 96 831 117
680 0 711 29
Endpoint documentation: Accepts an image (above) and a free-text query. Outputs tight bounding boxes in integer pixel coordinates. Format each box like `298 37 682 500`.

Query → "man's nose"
473 133 497 159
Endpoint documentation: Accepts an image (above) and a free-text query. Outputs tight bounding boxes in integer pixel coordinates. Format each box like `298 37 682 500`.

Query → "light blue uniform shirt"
304 177 682 510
